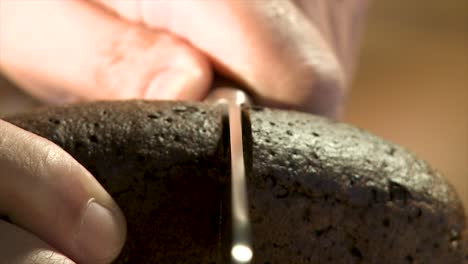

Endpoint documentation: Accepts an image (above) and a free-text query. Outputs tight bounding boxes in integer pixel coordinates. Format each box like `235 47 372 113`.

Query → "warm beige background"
0 1 467 212
345 0 467 212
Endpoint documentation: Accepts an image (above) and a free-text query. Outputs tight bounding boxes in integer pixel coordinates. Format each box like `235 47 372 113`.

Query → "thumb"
0 120 126 263
0 0 211 103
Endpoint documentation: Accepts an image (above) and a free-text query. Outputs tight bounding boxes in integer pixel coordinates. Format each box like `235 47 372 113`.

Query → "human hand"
0 2 368 263
0 120 126 264
0 0 368 117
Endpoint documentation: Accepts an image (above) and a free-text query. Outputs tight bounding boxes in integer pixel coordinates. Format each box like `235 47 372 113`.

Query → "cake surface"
5 100 466 263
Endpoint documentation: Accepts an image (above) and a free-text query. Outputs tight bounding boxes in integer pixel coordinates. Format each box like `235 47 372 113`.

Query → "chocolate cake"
4 100 466 263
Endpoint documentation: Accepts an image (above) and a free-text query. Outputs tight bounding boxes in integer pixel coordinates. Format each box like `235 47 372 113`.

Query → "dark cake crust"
247 106 466 263
4 100 466 263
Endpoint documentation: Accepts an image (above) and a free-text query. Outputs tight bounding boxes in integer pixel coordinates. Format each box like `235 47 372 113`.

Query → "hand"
0 120 126 264
0 2 368 263
0 0 368 117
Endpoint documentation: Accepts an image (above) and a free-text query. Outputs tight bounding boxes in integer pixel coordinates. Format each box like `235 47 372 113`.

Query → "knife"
206 84 253 264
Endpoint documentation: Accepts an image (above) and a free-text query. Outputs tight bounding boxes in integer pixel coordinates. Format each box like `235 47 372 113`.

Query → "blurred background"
0 1 466 212
345 0 467 212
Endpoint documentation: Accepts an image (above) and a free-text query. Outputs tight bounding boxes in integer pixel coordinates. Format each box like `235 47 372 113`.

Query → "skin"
0 1 368 263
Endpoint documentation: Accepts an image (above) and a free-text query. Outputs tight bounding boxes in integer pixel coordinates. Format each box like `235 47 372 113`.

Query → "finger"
296 0 370 77
0 0 211 103
0 220 75 264
0 120 126 264
95 0 345 116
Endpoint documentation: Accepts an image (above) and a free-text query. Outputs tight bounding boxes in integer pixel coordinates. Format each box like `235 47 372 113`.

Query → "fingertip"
0 121 127 264
74 199 127 264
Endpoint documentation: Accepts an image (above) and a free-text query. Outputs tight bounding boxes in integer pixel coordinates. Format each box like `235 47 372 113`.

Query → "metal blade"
205 87 253 263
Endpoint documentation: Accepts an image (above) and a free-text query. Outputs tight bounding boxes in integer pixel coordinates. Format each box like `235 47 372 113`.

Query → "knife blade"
206 86 253 264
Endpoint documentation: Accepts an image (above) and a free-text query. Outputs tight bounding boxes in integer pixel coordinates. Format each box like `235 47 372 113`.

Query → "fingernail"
145 69 205 100
75 200 125 263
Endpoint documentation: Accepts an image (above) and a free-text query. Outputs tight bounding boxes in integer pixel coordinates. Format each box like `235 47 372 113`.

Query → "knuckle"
28 139 62 177
94 27 160 99
94 27 191 99
94 26 207 100
20 135 73 181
